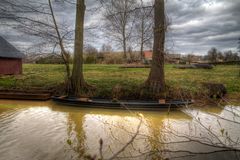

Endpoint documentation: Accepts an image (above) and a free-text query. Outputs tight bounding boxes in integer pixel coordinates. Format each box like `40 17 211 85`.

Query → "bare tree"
102 0 137 61
223 50 240 62
217 51 224 61
207 47 218 63
48 0 71 89
84 44 98 55
186 54 194 64
100 44 113 54
238 37 240 54
134 0 154 61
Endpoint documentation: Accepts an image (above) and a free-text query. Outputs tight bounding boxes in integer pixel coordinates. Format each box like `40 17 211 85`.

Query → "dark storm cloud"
0 0 239 55
166 0 240 54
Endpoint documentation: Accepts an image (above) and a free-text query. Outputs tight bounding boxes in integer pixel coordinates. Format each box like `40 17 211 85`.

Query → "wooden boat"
0 90 52 100
52 96 193 110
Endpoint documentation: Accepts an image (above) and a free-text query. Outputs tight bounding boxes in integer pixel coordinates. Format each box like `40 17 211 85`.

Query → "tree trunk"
140 17 145 62
145 0 165 94
48 0 71 93
123 5 127 62
140 44 144 62
122 27 127 61
69 0 87 97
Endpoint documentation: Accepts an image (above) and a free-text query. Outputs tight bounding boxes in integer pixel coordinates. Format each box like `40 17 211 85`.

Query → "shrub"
84 54 97 64
103 53 124 64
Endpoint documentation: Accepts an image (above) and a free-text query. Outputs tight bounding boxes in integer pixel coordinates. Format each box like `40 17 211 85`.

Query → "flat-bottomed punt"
52 96 193 110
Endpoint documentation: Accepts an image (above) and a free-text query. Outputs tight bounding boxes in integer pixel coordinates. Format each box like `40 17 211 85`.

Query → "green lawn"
0 64 239 98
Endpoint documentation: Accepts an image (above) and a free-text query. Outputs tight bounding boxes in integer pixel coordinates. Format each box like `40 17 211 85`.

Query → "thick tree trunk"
145 0 165 94
69 0 87 97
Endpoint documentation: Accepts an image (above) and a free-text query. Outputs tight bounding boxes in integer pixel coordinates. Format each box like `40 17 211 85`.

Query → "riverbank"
0 64 239 100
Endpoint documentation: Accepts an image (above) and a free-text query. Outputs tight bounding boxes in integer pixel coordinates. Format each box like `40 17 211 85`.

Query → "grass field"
0 64 240 98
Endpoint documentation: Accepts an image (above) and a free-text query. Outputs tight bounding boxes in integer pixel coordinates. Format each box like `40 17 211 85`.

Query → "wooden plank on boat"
159 99 166 104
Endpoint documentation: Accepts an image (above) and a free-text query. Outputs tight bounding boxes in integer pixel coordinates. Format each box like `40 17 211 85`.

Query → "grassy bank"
0 64 239 99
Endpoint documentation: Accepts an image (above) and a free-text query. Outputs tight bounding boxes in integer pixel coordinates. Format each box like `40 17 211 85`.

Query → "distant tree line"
83 44 138 64
204 47 240 63
33 44 136 64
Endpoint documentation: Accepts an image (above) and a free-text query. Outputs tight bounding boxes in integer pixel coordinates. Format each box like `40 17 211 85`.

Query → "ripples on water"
0 100 239 160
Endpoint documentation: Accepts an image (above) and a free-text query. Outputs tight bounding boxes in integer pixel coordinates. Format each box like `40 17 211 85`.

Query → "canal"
0 100 239 160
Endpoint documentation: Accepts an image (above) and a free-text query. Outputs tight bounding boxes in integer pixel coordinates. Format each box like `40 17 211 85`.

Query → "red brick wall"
0 58 22 75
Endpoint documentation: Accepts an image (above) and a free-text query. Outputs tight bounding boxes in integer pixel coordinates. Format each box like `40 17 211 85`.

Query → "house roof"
0 36 25 59
144 51 153 59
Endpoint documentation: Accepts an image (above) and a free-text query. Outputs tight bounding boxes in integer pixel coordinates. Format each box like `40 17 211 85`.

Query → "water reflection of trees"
67 111 86 159
54 104 239 159
57 106 192 159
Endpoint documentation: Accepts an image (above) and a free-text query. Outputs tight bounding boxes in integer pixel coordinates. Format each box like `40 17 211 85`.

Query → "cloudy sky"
0 0 239 55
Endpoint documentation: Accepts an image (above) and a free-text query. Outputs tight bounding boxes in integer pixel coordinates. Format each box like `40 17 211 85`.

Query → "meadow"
0 64 239 99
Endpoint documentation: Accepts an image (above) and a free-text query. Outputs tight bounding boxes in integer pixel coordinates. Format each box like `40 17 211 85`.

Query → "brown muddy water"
0 100 240 160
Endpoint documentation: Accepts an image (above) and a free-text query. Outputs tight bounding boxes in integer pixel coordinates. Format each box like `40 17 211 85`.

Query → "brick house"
0 36 24 75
